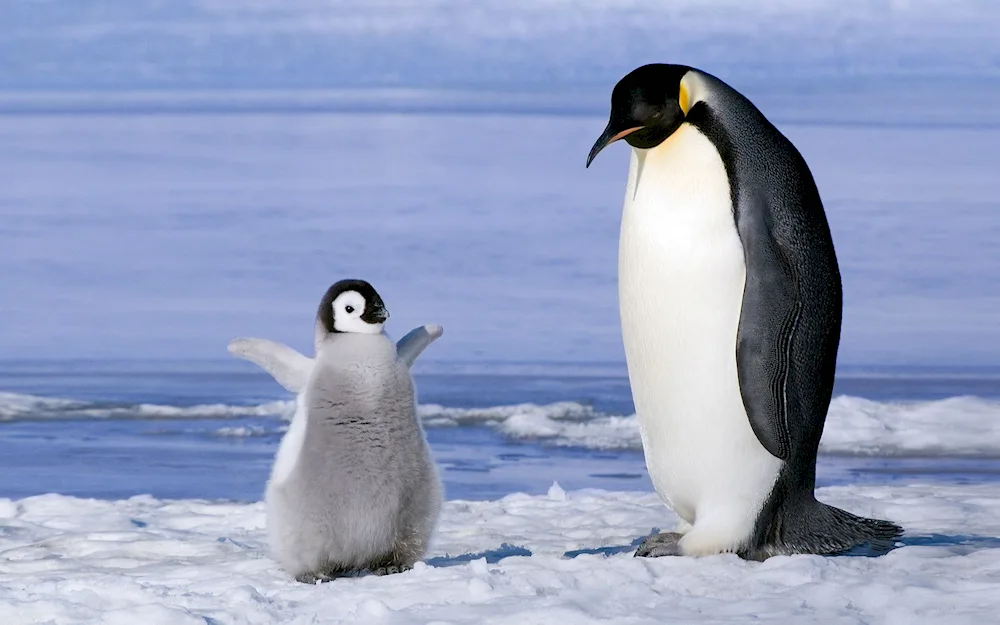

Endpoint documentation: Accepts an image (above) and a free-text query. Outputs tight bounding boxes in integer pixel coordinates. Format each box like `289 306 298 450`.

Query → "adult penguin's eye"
345 305 355 313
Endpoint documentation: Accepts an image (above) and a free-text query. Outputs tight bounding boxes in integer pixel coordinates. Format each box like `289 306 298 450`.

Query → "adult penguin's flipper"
396 325 444 368
227 337 314 393
735 190 841 463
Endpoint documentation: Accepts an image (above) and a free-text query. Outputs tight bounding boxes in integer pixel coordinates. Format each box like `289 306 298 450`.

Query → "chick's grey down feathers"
228 324 443 580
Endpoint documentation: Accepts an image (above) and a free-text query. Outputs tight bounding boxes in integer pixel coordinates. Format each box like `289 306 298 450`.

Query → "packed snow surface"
2 483 999 624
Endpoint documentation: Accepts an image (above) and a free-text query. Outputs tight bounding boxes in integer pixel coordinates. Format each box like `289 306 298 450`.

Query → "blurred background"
0 1 997 501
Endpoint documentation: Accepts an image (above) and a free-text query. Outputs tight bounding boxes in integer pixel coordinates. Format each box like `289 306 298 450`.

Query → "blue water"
1 112 997 366
2 106 998 502
1 361 998 501
1 105 998 502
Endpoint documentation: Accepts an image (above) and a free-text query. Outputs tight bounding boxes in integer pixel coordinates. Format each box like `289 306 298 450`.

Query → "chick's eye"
345 305 355 314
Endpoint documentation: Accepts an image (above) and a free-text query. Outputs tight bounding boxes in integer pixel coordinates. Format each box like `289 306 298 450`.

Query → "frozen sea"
1 104 999 623
1 89 998 502
2 1 1000 623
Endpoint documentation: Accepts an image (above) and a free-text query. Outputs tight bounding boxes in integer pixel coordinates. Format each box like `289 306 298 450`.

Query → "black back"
685 72 842 489
684 70 900 557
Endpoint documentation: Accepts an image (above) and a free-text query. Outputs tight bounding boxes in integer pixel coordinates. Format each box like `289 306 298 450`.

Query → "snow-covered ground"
2 483 999 624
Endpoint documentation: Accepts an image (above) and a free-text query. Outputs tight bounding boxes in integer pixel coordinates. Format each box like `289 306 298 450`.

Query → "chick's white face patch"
332 290 382 334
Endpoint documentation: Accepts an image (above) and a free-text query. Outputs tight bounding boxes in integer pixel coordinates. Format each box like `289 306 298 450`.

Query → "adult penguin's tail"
744 496 903 560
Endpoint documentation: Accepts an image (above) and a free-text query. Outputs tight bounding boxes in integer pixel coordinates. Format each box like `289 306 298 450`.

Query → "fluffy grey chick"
228 279 443 582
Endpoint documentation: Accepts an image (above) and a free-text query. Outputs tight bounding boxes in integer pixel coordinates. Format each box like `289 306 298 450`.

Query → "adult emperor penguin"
586 64 902 559
228 279 444 581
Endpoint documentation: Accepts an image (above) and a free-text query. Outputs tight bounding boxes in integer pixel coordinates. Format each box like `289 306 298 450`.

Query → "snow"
0 392 291 421
2 483 999 624
823 396 1000 457
431 395 1000 458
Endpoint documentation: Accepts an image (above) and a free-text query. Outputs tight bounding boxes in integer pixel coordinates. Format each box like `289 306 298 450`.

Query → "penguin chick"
228 279 444 581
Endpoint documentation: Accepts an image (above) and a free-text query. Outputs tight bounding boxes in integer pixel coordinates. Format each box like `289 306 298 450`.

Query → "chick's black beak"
364 304 389 324
586 124 643 168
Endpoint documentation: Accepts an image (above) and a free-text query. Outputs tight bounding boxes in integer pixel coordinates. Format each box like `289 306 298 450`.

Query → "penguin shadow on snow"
425 543 533 568
568 532 1000 559
419 536 650 567
890 534 1000 555
423 531 896 563
424 533 1000 566
421 536 653 567
202 523 998 580
558 529 970 560
764 533 1000 558
562 533 652 558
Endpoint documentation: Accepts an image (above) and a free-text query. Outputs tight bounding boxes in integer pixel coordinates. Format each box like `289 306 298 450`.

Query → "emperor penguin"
227 279 444 581
586 64 902 559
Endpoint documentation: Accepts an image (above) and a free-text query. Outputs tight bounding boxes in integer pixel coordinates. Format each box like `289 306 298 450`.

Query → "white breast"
619 122 782 551
269 392 309 486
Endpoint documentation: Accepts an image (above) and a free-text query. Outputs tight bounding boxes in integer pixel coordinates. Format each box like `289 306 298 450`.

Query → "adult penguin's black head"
317 279 389 335
587 64 694 167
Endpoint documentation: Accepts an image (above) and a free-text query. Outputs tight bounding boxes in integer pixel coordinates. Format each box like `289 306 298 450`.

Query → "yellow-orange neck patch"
678 79 691 115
